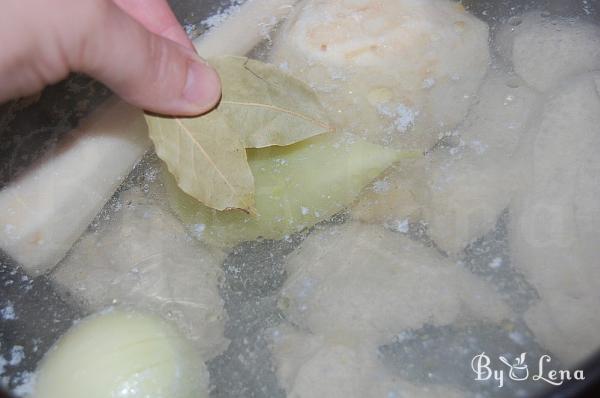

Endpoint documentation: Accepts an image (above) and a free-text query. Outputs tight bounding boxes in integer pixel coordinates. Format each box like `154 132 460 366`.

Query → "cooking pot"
1 0 599 397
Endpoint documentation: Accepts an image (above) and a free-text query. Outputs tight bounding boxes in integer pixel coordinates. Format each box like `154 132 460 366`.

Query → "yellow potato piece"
165 134 406 248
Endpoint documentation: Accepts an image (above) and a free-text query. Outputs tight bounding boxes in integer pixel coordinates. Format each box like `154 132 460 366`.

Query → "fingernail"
182 59 221 111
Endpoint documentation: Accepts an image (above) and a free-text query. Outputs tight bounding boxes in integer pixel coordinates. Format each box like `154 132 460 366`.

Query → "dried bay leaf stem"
147 56 332 212
214 56 333 148
222 100 330 129
149 112 255 212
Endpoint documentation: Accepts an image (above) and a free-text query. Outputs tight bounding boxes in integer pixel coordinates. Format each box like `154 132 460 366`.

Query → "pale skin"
0 0 222 116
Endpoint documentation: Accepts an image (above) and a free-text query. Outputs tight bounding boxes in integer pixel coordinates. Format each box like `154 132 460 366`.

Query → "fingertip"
180 59 222 115
76 0 221 117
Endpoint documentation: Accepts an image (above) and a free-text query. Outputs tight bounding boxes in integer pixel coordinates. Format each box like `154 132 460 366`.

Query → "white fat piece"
271 0 490 151
509 73 600 365
50 189 229 360
280 223 511 348
423 68 540 256
495 11 600 92
268 324 466 398
0 99 149 274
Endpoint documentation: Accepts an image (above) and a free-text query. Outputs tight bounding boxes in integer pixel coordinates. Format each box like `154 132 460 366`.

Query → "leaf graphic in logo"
147 111 256 212
499 353 529 381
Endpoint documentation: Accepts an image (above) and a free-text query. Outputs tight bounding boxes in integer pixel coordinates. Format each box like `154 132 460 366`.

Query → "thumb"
75 0 221 116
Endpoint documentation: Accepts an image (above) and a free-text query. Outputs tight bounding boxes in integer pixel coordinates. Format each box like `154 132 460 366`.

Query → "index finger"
112 0 193 49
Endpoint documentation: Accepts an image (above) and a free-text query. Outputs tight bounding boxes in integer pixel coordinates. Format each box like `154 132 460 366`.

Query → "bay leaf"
146 111 255 212
211 56 333 148
146 56 332 212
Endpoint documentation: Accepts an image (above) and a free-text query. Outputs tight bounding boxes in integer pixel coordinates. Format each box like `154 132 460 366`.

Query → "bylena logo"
471 352 585 388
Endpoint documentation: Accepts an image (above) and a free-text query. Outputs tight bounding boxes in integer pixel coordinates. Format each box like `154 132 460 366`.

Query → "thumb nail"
182 59 221 111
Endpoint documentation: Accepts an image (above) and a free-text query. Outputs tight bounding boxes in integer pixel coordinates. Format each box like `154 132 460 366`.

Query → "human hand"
0 0 221 116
